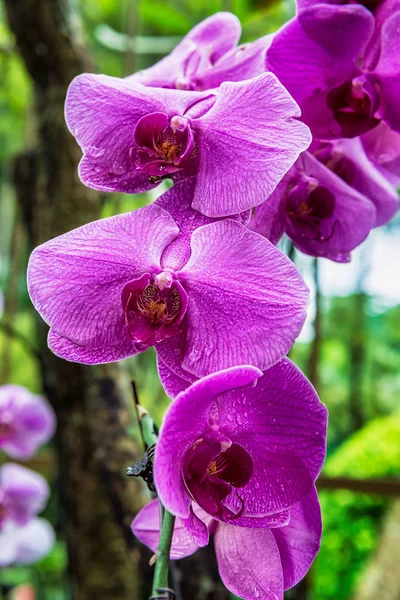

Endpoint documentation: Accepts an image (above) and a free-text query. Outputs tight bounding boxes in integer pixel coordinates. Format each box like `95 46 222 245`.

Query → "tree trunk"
352 500 400 600
3 1 152 598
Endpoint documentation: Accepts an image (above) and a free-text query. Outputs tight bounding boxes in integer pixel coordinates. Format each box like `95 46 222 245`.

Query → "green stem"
151 508 176 595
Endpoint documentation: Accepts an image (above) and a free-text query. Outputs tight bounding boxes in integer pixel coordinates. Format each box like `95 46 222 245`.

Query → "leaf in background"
139 1 191 34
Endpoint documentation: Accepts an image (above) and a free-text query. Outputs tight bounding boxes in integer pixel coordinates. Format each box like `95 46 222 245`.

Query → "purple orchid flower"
133 361 326 599
154 361 327 525
0 463 49 528
250 136 398 262
65 68 310 217
0 385 56 460
0 518 55 566
250 150 382 263
27 181 309 378
310 137 399 227
267 4 400 140
129 12 272 91
133 490 321 600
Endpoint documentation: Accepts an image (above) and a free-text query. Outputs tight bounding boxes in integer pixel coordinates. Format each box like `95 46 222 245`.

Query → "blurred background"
0 0 399 598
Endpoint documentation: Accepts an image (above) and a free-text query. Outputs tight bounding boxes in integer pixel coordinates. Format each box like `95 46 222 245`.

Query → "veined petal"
249 175 289 245
214 523 284 600
154 366 262 517
362 122 400 184
288 152 376 262
272 486 322 590
193 73 311 216
215 358 327 516
371 13 400 133
176 220 309 377
267 5 375 138
28 205 179 364
326 138 399 226
66 74 161 192
157 352 197 399
196 35 272 90
129 12 241 89
65 73 207 192
131 500 200 559
157 177 250 272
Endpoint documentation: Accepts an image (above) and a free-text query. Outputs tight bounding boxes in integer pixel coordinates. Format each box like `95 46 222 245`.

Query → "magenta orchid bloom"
129 12 271 91
267 4 400 139
250 137 399 262
133 491 321 600
28 181 309 378
0 385 56 460
0 518 55 566
250 144 399 262
0 463 49 528
310 137 399 227
132 360 326 599
0 464 54 566
65 69 310 217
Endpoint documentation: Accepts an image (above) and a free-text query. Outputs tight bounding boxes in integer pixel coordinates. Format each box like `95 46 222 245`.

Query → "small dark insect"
127 444 156 492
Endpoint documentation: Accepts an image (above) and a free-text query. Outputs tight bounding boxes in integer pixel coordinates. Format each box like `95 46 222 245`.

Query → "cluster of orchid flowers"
25 1 399 598
0 385 55 567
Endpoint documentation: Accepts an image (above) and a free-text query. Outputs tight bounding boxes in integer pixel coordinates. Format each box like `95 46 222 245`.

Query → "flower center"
327 78 380 137
184 439 253 520
206 453 229 478
130 112 196 181
121 273 188 349
286 178 337 244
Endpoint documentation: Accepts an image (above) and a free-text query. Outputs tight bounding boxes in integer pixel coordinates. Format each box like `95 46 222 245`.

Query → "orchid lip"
183 438 254 520
131 112 196 180
121 272 188 348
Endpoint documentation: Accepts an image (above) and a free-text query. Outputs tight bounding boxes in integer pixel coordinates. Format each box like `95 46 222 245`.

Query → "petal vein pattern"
27 204 179 361
177 220 309 376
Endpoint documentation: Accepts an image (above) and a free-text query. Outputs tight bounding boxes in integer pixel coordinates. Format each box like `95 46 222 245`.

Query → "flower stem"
151 507 176 596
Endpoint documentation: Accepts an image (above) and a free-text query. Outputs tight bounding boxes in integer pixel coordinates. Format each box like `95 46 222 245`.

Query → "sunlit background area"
0 0 399 599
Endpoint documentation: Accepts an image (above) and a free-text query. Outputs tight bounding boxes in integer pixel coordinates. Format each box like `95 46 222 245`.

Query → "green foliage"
313 413 400 600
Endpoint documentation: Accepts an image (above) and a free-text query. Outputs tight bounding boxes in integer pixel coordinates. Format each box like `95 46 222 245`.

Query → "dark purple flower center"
121 272 187 349
130 112 196 181
327 78 380 137
286 177 337 243
183 439 254 519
